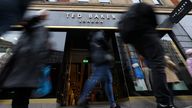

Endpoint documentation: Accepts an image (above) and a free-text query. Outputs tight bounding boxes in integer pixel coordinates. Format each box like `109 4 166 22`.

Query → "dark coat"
0 18 50 88
90 31 113 65
0 0 32 35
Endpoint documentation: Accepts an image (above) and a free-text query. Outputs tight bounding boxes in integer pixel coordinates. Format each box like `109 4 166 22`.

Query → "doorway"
58 30 129 106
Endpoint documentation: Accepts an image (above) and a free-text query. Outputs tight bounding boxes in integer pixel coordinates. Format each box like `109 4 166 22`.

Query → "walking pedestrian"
0 10 51 108
77 30 120 108
118 3 176 108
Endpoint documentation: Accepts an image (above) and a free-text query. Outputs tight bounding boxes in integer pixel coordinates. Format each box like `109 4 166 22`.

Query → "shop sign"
46 11 122 27
65 13 117 24
170 0 192 23
27 11 168 28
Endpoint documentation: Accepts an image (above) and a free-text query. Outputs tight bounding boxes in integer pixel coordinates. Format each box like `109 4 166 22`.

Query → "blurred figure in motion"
118 3 176 108
77 30 120 108
185 49 192 77
164 55 180 106
0 10 51 108
0 0 33 35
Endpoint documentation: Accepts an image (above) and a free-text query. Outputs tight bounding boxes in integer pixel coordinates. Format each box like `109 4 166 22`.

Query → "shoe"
157 103 176 108
110 104 121 108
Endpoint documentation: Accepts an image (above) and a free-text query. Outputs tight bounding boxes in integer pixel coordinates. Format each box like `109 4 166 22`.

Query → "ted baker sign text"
66 13 117 24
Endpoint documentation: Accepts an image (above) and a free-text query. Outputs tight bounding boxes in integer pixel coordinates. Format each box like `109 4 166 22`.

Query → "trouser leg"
167 83 174 105
103 67 116 107
136 43 172 105
78 65 103 104
12 88 32 108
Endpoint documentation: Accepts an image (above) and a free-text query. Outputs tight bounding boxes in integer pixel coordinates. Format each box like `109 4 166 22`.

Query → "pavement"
0 96 192 108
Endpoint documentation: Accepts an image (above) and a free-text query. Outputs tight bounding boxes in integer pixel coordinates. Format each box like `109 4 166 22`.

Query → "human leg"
104 66 121 108
77 64 104 105
167 83 175 106
136 43 173 106
12 88 33 108
103 65 117 108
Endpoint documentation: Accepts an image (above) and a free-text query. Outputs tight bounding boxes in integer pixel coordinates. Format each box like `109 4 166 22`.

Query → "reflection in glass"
161 34 188 91
116 32 190 93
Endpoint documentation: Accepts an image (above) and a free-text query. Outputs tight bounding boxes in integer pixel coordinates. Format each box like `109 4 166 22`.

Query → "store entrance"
59 30 129 106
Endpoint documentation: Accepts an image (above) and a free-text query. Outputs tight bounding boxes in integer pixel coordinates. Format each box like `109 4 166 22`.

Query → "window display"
115 32 190 94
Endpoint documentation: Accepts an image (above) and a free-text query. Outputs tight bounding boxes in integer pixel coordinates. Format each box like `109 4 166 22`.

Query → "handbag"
31 65 52 97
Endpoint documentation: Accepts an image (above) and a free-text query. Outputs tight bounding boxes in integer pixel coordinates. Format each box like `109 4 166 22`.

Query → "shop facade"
0 3 192 106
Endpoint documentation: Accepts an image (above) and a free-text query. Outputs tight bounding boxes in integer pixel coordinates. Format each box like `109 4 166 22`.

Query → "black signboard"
170 0 192 23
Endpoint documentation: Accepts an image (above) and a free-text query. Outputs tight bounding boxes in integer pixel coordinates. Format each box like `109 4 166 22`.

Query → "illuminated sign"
83 57 89 64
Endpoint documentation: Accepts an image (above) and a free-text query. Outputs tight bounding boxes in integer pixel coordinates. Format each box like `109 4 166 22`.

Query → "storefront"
0 9 192 106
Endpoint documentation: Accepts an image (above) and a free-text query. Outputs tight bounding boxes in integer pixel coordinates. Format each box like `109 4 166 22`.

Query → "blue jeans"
78 64 116 107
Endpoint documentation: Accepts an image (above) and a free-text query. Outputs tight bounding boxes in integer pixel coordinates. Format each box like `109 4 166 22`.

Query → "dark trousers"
135 41 172 105
167 83 175 105
12 88 32 108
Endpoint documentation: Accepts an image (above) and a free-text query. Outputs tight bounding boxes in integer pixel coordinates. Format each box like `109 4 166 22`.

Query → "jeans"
78 64 116 107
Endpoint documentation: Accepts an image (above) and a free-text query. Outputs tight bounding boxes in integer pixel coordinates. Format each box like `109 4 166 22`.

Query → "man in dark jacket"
118 3 176 108
0 0 32 35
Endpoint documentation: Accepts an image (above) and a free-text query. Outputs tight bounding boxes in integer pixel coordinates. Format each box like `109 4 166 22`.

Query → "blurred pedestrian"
77 30 120 108
185 49 192 77
0 10 51 108
118 3 175 108
0 0 33 35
